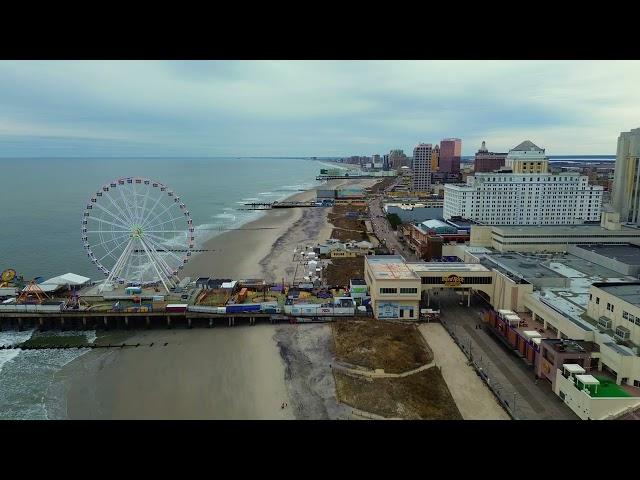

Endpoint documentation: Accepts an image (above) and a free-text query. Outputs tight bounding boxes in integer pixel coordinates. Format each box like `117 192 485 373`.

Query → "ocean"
0 156 332 419
0 157 332 280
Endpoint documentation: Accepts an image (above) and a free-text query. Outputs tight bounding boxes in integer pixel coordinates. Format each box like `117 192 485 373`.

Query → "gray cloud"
0 60 638 157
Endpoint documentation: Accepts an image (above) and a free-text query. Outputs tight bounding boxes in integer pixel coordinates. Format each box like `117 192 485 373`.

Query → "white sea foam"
0 329 98 419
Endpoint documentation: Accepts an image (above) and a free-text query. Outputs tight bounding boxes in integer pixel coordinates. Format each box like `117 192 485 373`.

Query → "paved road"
436 292 577 420
367 192 418 261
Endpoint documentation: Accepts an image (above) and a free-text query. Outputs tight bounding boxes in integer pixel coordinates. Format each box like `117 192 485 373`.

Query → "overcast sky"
0 60 638 157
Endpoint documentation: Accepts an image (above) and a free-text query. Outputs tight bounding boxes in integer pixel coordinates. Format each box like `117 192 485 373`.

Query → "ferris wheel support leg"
144 242 174 291
141 236 180 289
105 238 134 288
139 238 171 293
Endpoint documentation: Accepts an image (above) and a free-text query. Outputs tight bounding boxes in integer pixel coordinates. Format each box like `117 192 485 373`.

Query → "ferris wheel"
82 177 195 292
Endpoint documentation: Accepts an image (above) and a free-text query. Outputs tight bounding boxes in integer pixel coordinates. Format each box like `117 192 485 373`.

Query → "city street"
367 192 418 261
434 290 577 420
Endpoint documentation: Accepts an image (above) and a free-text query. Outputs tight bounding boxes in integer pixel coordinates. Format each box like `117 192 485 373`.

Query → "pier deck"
0 309 368 331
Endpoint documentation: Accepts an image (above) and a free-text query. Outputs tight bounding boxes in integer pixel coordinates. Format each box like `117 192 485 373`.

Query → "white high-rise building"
443 172 603 225
412 143 432 192
612 127 640 224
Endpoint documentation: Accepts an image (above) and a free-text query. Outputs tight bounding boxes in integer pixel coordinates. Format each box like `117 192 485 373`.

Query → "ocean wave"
0 330 35 374
213 213 237 220
0 329 97 419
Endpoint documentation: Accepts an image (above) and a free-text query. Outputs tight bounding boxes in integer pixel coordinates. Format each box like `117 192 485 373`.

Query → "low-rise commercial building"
364 247 640 414
470 222 640 253
364 256 421 320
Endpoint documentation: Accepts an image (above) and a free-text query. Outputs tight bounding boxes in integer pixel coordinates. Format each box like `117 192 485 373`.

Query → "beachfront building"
364 256 421 320
612 127 640 224
439 138 462 174
411 143 432 192
474 141 507 173
504 140 549 173
443 172 603 225
364 248 640 398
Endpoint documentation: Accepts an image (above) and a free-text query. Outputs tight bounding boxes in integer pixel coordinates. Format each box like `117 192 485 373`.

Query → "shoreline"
40 171 381 420
181 177 378 282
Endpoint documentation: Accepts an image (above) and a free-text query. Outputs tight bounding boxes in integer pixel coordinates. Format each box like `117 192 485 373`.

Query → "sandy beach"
46 326 295 420
44 172 382 420
181 177 379 282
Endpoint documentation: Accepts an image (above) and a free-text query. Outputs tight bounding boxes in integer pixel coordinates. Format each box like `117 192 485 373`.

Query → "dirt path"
418 323 510 420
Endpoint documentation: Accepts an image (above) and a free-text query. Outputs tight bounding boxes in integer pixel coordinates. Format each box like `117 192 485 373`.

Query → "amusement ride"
82 177 195 293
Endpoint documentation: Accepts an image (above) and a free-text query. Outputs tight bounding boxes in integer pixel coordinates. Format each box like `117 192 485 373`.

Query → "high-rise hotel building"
474 141 507 173
504 140 549 173
612 127 640 224
439 138 462 173
444 140 603 225
411 143 432 192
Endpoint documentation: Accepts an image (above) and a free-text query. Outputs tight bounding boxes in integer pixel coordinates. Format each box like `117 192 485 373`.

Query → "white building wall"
444 173 603 225
554 370 640 420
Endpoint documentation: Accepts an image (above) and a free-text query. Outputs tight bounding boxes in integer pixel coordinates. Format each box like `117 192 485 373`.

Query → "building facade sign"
442 274 464 287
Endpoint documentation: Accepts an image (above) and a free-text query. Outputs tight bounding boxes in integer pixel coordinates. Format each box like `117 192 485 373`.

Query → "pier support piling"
82 316 87 330
167 316 171 329
18 318 23 332
60 317 65 331
188 318 192 329
104 316 108 330
146 316 150 329
209 318 213 328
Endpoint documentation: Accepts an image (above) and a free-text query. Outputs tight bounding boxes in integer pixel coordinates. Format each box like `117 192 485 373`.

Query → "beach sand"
45 175 383 420
47 326 295 420
181 178 378 282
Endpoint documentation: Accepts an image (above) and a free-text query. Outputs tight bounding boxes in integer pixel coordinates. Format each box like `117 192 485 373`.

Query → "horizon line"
0 154 617 159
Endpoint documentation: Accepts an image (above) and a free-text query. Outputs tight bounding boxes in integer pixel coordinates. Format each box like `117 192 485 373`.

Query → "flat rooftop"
491 224 640 237
593 283 640 307
574 244 640 266
406 263 490 273
542 338 599 354
479 253 562 281
365 255 419 280
476 251 634 333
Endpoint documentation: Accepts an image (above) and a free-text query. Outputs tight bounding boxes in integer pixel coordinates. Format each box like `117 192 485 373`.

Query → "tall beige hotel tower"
612 128 640 224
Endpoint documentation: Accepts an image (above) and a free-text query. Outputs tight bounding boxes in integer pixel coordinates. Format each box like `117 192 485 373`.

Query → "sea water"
0 156 330 419
0 157 326 280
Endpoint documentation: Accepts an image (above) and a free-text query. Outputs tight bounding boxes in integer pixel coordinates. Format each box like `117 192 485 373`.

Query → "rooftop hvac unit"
597 316 612 329
615 326 630 341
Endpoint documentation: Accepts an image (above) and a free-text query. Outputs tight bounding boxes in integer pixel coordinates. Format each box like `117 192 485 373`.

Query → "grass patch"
591 375 632 398
367 176 396 194
333 319 433 374
328 205 369 242
324 257 364 287
334 368 462 420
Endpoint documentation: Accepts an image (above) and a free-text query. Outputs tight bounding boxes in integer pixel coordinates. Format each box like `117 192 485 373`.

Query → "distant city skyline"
0 60 638 157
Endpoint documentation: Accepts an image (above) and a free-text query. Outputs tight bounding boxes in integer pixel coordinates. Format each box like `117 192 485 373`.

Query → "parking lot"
433 290 577 420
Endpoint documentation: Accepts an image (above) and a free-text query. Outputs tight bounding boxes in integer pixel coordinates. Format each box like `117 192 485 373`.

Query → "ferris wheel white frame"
81 177 195 292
